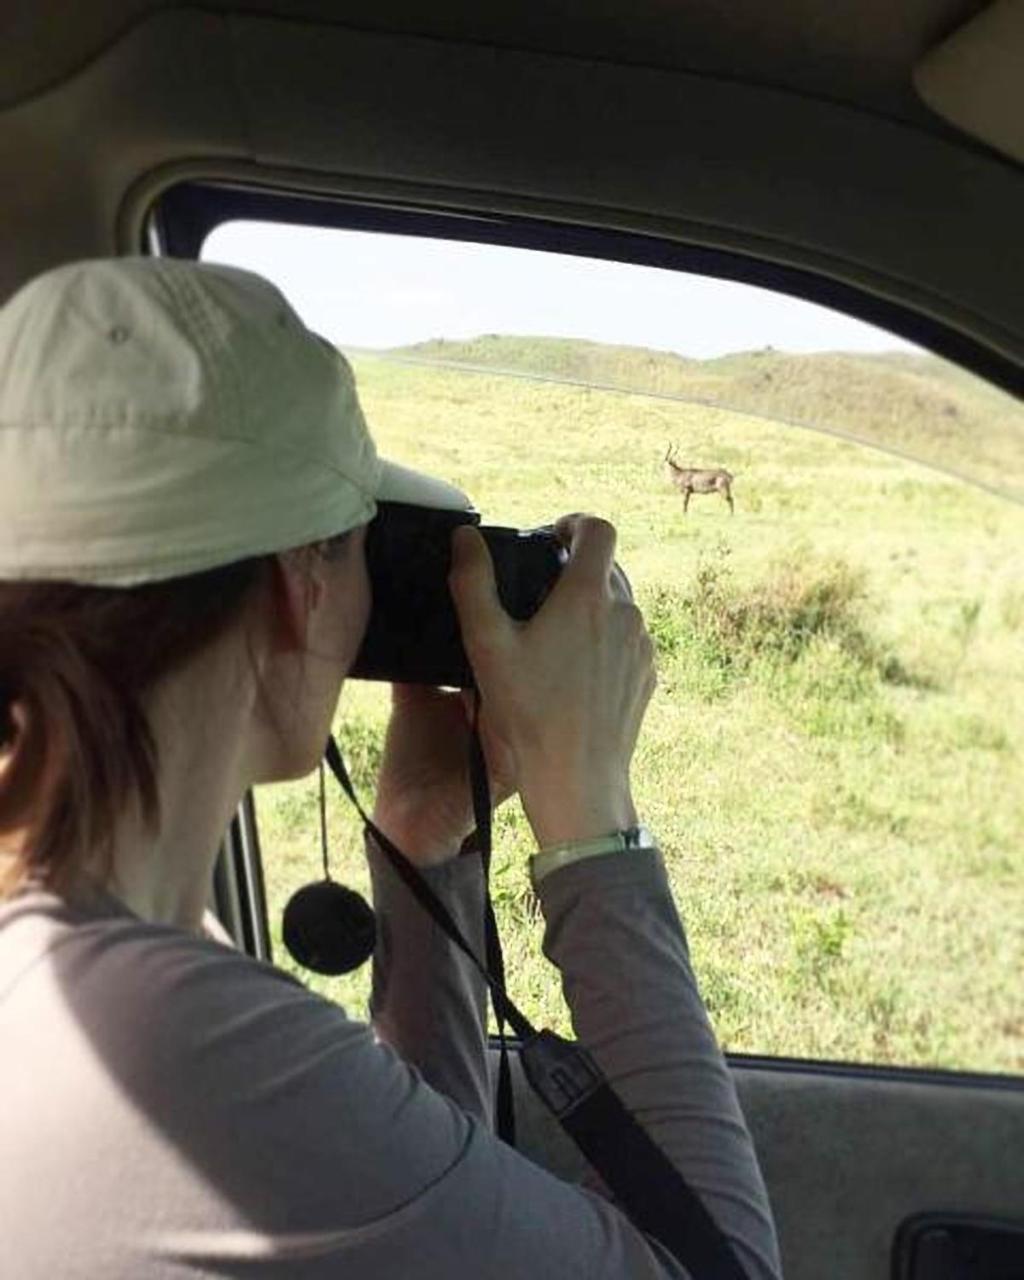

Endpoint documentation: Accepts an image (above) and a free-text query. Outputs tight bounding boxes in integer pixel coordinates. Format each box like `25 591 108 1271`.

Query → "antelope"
664 445 736 514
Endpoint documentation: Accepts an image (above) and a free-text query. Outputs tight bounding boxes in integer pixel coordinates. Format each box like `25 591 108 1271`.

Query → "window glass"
203 221 1024 1074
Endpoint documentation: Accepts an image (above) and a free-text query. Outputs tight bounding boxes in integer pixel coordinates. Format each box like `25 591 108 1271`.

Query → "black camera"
350 502 567 688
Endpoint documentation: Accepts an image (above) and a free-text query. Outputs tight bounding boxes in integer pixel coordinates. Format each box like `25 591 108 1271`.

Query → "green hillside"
387 336 1023 500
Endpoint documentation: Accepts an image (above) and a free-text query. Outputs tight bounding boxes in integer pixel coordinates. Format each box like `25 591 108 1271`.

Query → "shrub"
648 544 877 670
643 547 916 738
689 548 870 665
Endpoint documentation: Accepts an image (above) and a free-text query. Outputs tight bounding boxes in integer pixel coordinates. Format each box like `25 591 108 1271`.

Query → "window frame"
151 179 1024 1091
154 181 1024 400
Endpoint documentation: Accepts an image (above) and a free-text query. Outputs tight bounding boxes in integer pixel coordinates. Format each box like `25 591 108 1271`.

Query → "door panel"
893 1214 1024 1280
504 1051 1024 1280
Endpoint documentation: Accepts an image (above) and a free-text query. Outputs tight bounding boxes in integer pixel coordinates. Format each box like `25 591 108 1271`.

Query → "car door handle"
894 1213 1024 1279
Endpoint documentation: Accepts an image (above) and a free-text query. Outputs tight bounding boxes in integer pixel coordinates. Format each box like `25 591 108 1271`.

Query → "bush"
643 547 916 737
685 546 871 666
646 545 876 669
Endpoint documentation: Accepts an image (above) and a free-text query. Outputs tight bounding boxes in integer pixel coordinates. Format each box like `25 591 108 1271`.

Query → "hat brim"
376 459 474 513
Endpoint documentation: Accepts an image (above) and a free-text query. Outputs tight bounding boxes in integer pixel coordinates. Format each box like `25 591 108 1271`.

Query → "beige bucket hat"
0 257 469 586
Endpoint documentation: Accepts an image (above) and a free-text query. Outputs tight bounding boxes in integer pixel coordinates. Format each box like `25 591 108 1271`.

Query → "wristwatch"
529 824 656 888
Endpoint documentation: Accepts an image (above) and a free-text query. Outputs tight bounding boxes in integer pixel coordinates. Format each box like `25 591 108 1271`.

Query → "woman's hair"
0 530 355 900
0 558 271 899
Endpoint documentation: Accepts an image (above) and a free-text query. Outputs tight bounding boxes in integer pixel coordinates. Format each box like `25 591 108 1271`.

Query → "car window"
203 220 1024 1075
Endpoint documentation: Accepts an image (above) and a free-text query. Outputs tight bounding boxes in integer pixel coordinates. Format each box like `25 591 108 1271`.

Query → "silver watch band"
529 825 655 888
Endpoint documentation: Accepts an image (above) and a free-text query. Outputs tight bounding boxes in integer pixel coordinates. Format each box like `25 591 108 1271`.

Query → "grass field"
254 342 1024 1074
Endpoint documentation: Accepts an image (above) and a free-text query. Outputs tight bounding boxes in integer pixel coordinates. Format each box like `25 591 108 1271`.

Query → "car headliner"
0 1 1022 388
0 0 993 125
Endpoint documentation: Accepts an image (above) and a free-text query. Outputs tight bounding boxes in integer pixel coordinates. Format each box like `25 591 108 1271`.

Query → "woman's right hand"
448 514 656 850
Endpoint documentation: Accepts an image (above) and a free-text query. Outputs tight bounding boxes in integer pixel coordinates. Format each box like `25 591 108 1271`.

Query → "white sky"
205 221 920 358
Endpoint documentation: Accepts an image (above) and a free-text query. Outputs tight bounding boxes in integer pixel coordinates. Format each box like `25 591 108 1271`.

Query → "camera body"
350 502 567 688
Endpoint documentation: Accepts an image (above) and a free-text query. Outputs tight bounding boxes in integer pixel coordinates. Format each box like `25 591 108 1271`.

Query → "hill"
382 336 1023 499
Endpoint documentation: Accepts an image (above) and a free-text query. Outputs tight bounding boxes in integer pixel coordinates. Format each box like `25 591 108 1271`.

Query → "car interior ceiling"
0 5 1021 389
0 0 1000 120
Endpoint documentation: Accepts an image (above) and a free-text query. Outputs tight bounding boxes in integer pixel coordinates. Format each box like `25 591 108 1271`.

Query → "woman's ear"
0 699 38 838
267 548 326 653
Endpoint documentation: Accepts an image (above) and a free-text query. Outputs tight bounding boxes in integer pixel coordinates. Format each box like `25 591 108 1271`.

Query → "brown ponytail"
0 560 268 899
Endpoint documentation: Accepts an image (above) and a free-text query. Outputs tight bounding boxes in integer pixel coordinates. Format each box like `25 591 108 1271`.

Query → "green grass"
390 336 1024 504
254 344 1024 1075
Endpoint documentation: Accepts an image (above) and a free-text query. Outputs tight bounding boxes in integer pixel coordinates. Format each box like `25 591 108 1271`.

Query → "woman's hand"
372 684 517 867
448 514 655 850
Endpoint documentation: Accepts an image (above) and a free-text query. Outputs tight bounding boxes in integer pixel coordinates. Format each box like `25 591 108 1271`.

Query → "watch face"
623 826 653 849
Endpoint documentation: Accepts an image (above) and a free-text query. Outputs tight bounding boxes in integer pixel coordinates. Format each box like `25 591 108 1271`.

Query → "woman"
0 258 780 1278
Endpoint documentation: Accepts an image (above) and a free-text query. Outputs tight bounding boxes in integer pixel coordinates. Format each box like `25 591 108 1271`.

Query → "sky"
204 221 921 359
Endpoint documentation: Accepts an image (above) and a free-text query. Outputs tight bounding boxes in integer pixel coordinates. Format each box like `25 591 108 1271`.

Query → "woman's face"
255 523 371 782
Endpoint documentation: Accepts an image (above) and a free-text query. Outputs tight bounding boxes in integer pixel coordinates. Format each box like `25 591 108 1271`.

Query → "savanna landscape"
255 338 1024 1074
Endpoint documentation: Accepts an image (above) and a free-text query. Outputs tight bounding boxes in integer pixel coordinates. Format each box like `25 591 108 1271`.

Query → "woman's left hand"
372 684 517 867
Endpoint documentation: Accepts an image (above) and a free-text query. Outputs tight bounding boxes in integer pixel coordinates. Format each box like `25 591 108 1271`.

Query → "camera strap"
466 704 518 1147
324 732 749 1280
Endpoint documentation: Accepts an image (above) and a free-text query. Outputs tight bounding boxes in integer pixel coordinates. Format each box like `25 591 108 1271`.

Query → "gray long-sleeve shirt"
0 842 781 1278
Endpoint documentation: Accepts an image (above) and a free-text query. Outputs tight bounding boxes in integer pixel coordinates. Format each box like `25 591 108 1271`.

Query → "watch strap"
529 824 655 888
